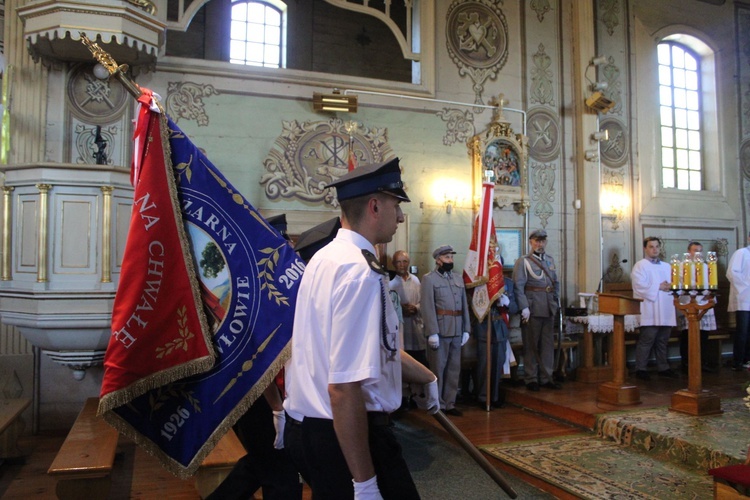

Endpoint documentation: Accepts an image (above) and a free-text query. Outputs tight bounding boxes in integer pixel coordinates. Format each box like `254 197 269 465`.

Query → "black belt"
295 412 391 426
286 413 302 426
367 411 391 426
526 286 554 293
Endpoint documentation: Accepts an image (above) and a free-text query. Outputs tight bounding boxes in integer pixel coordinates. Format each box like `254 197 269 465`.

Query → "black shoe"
526 382 540 392
444 407 463 416
635 370 651 381
491 400 505 409
542 381 562 390
680 365 688 374
658 369 679 378
702 364 718 374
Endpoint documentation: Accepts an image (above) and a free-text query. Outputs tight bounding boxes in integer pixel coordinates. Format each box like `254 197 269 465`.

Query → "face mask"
439 262 454 272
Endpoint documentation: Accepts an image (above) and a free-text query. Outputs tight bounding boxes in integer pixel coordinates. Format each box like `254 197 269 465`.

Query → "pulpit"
596 293 642 405
669 291 722 416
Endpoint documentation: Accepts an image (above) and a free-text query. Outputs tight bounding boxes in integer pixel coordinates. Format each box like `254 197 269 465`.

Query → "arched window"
658 42 702 190
230 1 286 68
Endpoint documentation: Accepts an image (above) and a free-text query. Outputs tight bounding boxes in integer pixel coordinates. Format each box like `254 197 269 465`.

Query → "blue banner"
107 115 304 477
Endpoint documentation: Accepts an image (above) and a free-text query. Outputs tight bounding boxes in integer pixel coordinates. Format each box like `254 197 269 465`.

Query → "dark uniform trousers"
206 396 302 500
301 414 420 500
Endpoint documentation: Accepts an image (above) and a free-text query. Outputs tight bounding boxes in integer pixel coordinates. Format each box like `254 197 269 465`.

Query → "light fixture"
590 81 608 92
584 150 599 162
591 55 608 66
600 185 628 230
591 130 609 142
313 89 358 113
585 92 615 114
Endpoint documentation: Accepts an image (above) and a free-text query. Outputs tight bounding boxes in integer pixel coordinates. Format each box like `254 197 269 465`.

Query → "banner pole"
79 32 143 99
485 312 491 411
433 410 517 498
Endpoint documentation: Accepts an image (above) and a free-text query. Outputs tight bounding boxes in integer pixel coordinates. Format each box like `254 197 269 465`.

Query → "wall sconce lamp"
444 195 455 214
313 89 358 113
585 92 616 114
590 81 608 92
600 185 628 230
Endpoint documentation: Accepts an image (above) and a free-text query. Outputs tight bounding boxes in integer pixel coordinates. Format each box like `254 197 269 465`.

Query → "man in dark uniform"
206 213 302 500
421 245 472 416
283 158 439 499
512 229 562 391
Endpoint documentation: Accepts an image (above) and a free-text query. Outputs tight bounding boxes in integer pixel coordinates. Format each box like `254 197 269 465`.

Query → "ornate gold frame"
468 100 528 213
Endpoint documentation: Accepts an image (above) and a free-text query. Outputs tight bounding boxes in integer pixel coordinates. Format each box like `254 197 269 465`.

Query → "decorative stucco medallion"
599 118 628 168
165 81 220 127
527 107 560 162
67 64 128 120
74 123 117 165
436 108 476 146
446 0 509 106
261 119 393 207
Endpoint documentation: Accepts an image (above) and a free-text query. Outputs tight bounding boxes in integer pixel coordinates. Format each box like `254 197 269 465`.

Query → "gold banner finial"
79 32 143 99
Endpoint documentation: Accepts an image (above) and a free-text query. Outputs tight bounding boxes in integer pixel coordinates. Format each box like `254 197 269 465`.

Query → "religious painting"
468 101 528 210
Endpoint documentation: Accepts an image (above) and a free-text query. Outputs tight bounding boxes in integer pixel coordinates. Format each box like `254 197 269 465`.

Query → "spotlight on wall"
591 130 609 142
585 92 615 114
313 89 358 113
590 81 608 92
591 55 608 66
584 150 599 162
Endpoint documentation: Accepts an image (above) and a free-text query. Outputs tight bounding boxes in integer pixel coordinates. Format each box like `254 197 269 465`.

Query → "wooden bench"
709 464 750 499
194 428 246 498
48 397 119 500
0 397 31 461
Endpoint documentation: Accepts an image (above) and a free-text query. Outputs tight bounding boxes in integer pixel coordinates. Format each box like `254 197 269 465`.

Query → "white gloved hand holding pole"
272 410 285 449
499 294 510 307
428 334 440 350
461 332 470 346
521 307 530 321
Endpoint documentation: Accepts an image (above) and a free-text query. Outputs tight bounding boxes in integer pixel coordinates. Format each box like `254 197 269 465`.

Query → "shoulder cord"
523 257 545 280
379 278 397 352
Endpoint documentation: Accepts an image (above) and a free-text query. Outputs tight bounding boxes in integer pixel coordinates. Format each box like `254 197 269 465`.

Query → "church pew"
0 397 31 461
47 397 119 500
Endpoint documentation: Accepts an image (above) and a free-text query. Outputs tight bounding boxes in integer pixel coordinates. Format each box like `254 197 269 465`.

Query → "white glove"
412 377 440 415
499 294 510 307
521 308 530 321
461 332 470 346
428 334 439 350
272 410 285 449
353 475 383 500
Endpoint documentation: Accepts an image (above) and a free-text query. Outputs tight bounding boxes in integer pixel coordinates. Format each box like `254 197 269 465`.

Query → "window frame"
657 40 704 191
230 0 287 69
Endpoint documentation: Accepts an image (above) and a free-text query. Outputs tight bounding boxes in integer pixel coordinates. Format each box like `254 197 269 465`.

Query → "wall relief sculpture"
165 81 220 127
527 107 560 162
530 44 554 106
261 119 393 207
446 0 509 107
599 0 620 36
530 0 552 23
437 108 476 146
530 160 555 228
599 118 628 168
74 124 117 165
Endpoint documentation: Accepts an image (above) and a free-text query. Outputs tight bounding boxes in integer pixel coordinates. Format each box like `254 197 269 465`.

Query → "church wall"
1 0 747 429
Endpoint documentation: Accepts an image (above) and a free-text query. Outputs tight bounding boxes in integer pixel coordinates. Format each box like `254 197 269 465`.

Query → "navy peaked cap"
326 157 410 202
294 217 341 263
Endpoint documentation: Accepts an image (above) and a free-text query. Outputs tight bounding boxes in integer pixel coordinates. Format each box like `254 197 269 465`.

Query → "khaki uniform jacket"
421 269 470 338
512 252 559 317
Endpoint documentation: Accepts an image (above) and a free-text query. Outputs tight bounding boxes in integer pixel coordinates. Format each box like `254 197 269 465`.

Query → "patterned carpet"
481 398 750 499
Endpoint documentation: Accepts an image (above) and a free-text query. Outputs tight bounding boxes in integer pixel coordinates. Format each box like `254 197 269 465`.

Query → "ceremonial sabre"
432 410 518 498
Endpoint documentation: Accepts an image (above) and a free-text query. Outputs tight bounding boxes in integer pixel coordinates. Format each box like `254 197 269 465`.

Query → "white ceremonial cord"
524 257 545 280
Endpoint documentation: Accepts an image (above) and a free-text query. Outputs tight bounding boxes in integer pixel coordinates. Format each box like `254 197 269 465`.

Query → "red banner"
100 93 215 410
